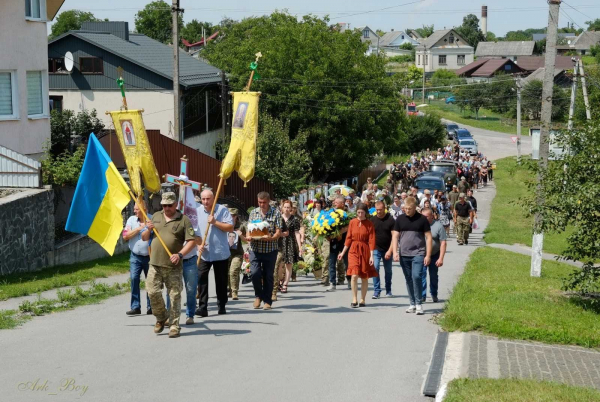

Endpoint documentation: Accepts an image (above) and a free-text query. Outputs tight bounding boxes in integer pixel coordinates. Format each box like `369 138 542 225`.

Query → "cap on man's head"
228 207 239 215
453 184 458 188
424 189 431 195
461 176 466 181
459 192 466 198
161 192 177 205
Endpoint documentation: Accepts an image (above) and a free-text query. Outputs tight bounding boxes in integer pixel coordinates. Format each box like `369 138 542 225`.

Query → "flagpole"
128 190 172 257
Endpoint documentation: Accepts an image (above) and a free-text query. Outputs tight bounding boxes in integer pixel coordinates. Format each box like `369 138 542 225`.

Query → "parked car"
429 161 458 190
454 128 473 142
458 138 478 155
445 96 455 104
414 174 446 197
445 123 459 139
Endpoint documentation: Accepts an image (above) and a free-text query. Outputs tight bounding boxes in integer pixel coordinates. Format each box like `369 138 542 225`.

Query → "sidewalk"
442 332 600 390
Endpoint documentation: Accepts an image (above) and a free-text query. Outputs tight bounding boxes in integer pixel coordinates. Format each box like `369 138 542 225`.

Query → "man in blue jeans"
123 203 152 315
420 208 447 303
370 201 395 298
392 196 432 315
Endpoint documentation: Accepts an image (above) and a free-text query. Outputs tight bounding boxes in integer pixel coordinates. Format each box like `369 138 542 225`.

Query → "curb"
422 331 449 397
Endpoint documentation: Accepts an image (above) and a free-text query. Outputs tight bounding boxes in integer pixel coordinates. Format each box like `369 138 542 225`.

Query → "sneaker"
465 240 469 245
195 308 208 318
372 293 380 299
326 284 336 292
253 297 262 309
432 296 439 303
154 319 168 334
232 292 239 300
168 328 180 338
186 317 194 325
272 293 278 302
263 303 272 310
126 308 141 315
385 292 393 298
406 305 416 313
416 305 425 315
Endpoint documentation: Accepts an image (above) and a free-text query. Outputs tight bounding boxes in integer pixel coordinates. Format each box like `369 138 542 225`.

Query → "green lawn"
444 378 600 402
0 253 130 301
484 156 569 255
426 100 519 135
439 247 600 348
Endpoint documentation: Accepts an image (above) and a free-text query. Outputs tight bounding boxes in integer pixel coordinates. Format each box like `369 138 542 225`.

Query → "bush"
403 114 446 152
42 146 85 187
50 109 104 157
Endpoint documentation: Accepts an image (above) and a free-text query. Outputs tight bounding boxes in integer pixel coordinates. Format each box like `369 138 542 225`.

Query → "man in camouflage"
143 192 198 338
453 193 474 246
227 208 245 300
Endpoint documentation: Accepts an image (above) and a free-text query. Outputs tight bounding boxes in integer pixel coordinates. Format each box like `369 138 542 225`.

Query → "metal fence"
0 146 41 188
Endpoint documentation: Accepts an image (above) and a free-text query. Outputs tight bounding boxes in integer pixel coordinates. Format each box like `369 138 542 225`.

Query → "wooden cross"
164 155 202 210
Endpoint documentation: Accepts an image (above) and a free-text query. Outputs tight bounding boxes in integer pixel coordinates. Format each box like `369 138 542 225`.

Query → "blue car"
445 96 456 104
455 128 473 142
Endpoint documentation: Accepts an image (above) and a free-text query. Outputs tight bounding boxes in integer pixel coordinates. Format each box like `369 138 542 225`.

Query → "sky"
49 0 600 37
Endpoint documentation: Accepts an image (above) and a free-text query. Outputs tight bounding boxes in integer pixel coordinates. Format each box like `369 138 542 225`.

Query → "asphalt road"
0 125 521 402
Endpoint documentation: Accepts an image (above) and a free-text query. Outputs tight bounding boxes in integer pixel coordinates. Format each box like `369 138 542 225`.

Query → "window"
449 34 455 44
25 0 45 21
418 54 421 65
27 71 44 116
439 55 447 65
402 35 405 39
48 58 67 74
457 55 466 65
49 95 63 113
363 30 370 39
425 55 428 65
0 71 18 119
80 57 103 74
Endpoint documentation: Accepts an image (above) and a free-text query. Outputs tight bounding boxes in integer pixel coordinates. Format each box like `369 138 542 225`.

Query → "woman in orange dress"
338 203 378 308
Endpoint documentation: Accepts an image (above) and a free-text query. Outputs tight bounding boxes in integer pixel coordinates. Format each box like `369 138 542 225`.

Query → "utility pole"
516 76 522 164
172 0 182 142
531 0 561 278
567 59 578 130
578 61 592 120
221 71 228 150
422 60 426 104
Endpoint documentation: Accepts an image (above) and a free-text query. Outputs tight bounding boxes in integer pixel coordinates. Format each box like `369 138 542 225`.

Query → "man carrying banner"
143 192 198 338
195 189 234 317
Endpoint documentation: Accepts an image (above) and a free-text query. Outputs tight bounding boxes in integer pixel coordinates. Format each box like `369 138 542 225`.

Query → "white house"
356 26 381 56
0 0 65 159
379 30 420 57
415 29 474 73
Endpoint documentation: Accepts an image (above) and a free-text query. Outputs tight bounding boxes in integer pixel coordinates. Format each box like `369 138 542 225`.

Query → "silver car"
459 138 478 155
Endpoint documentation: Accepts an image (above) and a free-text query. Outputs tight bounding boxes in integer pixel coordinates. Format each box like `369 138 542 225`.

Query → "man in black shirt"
454 193 474 245
392 196 432 315
370 201 395 298
466 189 477 212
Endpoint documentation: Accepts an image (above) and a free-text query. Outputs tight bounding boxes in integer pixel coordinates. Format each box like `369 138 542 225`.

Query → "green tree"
49 10 100 39
401 114 445 152
521 80 569 121
204 12 405 180
534 39 546 55
134 0 183 44
254 114 311 198
181 20 214 44
504 30 533 41
455 82 488 119
485 31 497 42
574 64 600 122
455 14 485 49
430 69 464 87
586 18 600 31
526 120 600 295
42 146 85 187
50 109 105 156
415 24 434 38
487 75 516 114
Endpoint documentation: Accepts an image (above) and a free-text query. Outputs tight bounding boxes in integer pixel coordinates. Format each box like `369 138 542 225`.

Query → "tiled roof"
49 31 221 87
456 58 524 78
523 68 565 84
475 41 535 57
455 58 490 76
516 55 577 71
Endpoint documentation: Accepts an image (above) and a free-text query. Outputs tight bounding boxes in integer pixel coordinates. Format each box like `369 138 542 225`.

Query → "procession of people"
122 141 493 338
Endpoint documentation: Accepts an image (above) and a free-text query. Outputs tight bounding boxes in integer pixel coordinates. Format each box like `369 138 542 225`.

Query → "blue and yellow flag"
66 134 131 255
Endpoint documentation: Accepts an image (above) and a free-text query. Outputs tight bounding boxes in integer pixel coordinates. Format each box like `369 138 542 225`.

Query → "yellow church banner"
108 110 161 196
220 92 261 185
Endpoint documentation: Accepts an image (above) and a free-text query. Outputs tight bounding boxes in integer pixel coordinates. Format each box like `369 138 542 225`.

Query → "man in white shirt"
123 203 152 315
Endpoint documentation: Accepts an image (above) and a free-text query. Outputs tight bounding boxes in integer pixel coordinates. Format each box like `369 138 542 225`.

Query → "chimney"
81 21 130 41
481 5 488 38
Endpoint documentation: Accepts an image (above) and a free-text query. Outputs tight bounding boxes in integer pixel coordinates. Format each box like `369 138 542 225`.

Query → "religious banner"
108 109 161 196
184 186 200 230
220 91 261 185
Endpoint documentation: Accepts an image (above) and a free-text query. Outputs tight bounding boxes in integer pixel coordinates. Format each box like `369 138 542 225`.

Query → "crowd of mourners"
122 139 495 338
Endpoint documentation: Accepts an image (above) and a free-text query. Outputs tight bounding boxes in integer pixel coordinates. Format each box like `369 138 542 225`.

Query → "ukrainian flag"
66 133 131 255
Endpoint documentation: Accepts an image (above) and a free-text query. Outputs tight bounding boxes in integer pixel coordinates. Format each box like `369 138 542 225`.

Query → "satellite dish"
65 52 74 72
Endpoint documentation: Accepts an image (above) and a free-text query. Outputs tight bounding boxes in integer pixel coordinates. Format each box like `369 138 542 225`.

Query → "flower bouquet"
368 207 388 217
241 252 252 284
311 209 353 244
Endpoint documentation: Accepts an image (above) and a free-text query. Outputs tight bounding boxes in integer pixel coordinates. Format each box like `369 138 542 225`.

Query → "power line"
329 0 425 20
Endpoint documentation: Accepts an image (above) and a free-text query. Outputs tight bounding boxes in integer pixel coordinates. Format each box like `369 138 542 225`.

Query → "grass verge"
444 378 600 402
426 100 518 135
0 253 130 301
0 280 131 330
439 247 600 348
483 156 569 255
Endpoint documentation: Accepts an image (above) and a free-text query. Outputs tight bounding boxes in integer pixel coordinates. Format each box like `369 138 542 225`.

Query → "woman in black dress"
281 200 302 293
